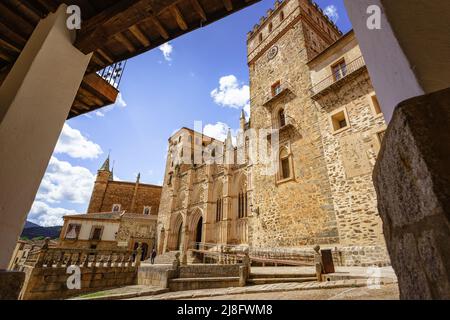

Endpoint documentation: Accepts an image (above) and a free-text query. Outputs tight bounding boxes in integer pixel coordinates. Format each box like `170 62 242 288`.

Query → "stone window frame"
112 203 121 212
329 107 351 135
372 125 388 154
143 206 152 215
89 225 104 241
65 223 81 240
271 80 282 97
331 58 347 82
271 104 288 130
276 143 295 185
368 92 384 118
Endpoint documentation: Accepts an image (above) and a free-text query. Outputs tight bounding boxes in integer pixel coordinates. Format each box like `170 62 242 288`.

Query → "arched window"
269 23 273 33
279 109 286 127
215 197 223 222
238 191 248 219
279 147 292 181
280 11 285 21
259 33 263 43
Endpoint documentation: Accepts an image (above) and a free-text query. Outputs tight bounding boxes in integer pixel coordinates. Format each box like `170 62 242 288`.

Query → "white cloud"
35 156 95 205
54 124 103 159
324 5 339 23
159 42 173 62
94 93 127 117
203 122 230 142
203 122 238 146
211 75 250 110
28 201 78 227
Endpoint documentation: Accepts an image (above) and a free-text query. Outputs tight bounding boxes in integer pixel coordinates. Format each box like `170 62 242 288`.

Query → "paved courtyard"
189 284 400 300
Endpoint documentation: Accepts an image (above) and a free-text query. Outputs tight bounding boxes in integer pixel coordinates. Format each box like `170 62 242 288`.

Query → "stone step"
247 277 317 285
152 251 180 264
169 276 241 291
250 273 315 279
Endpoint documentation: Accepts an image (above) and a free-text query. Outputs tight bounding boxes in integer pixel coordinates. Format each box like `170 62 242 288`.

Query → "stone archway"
188 208 204 249
168 213 184 251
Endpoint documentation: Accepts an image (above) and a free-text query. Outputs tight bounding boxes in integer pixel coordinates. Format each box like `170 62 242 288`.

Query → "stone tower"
246 0 342 247
87 156 112 213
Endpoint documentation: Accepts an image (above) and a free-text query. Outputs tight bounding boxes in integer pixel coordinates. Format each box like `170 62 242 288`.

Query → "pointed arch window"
238 191 248 219
279 109 286 128
215 197 223 222
277 146 294 183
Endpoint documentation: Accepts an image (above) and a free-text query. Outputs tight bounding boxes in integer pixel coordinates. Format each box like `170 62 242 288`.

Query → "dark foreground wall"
373 88 450 299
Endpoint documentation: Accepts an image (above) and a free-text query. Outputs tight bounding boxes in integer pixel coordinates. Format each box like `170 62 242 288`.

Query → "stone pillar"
343 0 450 122
0 5 92 269
373 88 450 299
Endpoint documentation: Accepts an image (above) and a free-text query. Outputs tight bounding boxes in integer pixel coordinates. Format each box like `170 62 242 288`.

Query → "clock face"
268 46 278 60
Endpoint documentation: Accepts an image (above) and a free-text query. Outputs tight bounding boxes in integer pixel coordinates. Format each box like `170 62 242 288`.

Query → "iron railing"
97 60 127 89
310 56 366 96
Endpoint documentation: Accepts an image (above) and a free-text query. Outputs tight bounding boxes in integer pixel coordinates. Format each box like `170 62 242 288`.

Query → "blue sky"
28 0 352 226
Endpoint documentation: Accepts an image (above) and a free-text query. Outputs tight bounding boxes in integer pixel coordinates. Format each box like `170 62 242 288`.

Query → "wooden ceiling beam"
114 33 136 53
74 0 179 54
129 24 151 47
190 0 207 22
222 0 233 12
151 16 170 40
170 5 188 31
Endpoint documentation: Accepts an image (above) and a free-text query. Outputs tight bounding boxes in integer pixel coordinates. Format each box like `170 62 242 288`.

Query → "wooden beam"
170 5 188 31
190 0 207 22
75 0 178 54
151 16 170 40
222 0 233 12
129 24 151 47
114 32 136 53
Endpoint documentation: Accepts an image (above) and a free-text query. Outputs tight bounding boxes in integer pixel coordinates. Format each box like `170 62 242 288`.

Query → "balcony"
68 61 126 119
310 56 366 99
263 82 294 108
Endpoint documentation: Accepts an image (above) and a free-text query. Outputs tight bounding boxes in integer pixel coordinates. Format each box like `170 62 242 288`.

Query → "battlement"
247 0 342 41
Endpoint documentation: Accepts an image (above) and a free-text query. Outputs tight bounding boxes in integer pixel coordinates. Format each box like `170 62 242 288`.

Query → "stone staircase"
152 251 179 264
247 272 317 285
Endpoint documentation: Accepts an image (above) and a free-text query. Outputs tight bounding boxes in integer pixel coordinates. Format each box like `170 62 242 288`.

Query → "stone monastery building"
60 0 390 267
156 0 389 266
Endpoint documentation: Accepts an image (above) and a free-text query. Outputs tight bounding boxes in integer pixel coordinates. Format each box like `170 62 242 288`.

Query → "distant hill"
24 221 40 229
21 221 61 240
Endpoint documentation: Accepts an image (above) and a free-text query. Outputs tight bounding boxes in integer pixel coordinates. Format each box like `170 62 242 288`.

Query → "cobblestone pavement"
130 278 398 300
189 284 400 300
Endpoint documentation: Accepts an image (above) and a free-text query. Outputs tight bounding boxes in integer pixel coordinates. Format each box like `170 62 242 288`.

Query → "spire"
109 160 115 181
99 155 110 172
240 109 246 130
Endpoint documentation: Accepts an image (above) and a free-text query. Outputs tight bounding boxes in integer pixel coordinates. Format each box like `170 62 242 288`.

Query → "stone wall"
20 265 137 300
248 3 339 247
373 88 450 299
96 181 162 215
315 70 387 246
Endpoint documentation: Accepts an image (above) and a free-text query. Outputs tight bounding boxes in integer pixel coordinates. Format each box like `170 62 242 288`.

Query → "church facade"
156 0 390 266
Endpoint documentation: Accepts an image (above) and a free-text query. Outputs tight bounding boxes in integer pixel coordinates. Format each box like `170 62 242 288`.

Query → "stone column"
0 5 92 269
373 88 450 299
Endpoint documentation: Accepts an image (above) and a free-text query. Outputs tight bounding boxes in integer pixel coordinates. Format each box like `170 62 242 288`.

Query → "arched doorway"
133 242 148 260
195 217 203 249
176 223 183 251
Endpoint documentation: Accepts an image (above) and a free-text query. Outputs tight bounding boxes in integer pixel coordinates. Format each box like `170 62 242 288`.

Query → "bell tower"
87 156 112 213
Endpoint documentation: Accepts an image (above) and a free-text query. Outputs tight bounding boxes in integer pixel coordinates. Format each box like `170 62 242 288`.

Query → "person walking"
151 248 157 264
